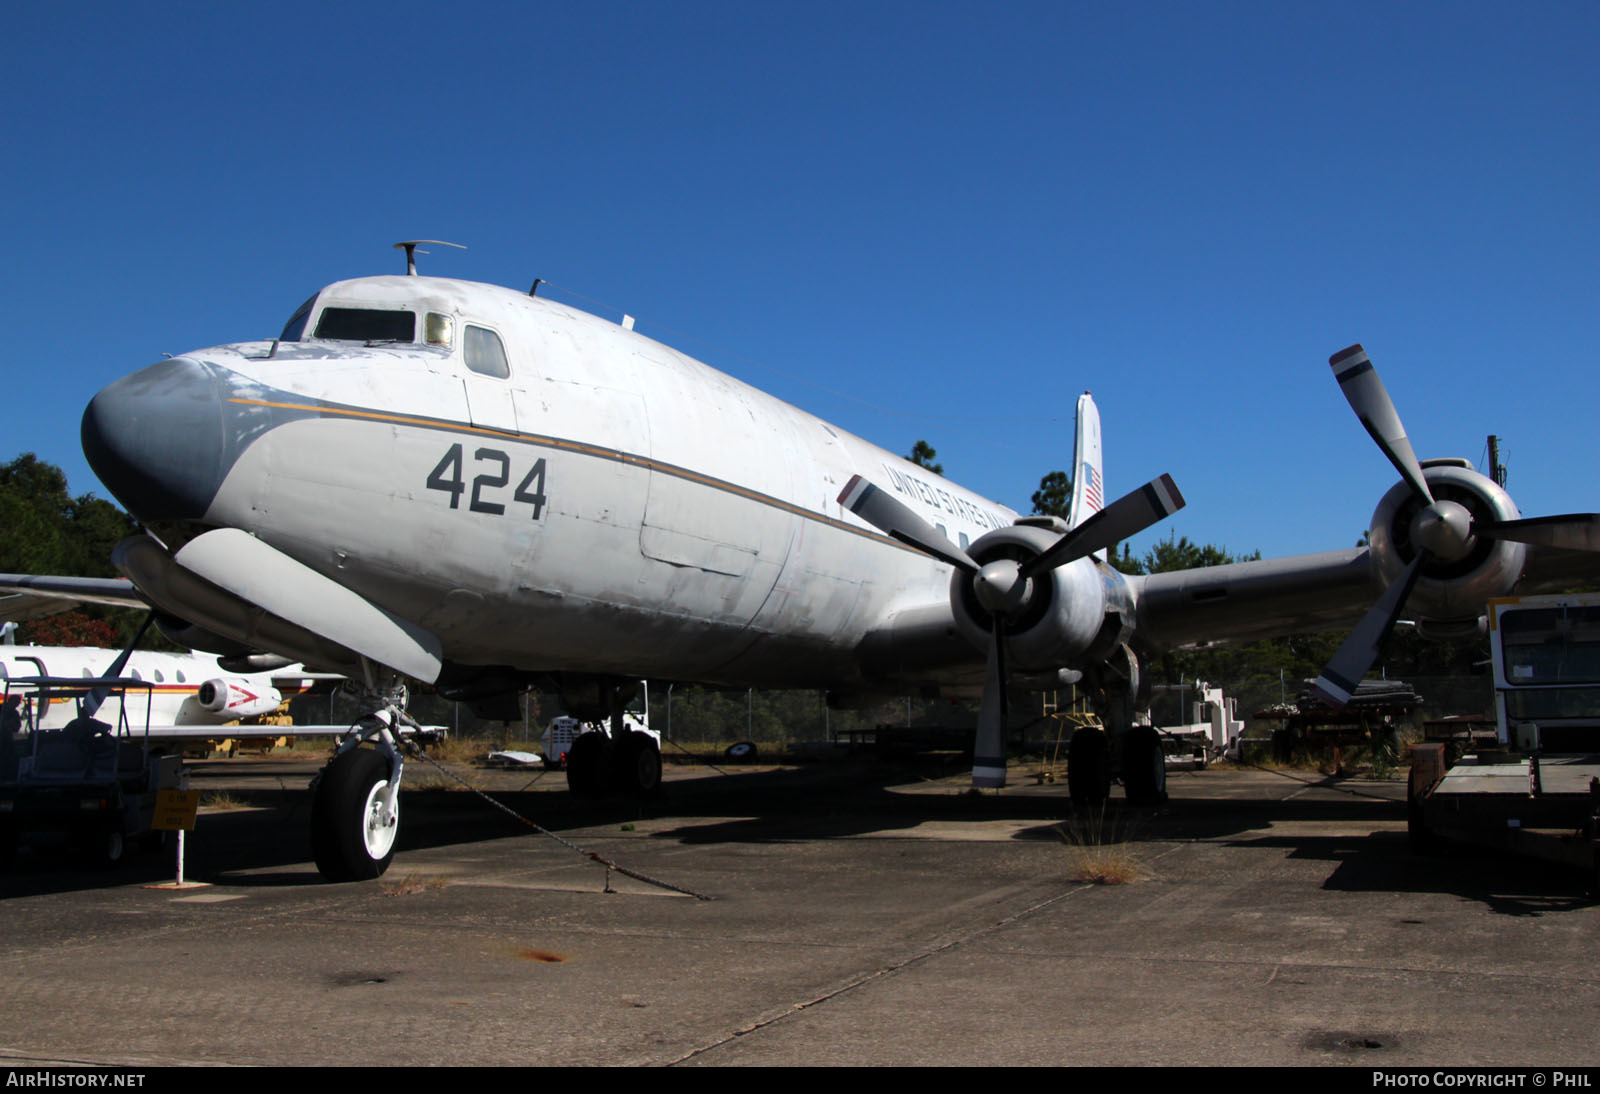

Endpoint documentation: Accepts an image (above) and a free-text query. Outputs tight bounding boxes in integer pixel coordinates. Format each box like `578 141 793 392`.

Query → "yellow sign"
153 789 201 831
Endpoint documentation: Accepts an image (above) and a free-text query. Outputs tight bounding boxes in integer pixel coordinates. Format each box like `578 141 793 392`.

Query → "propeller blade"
1019 474 1185 581
1309 554 1425 709
1477 514 1600 553
1330 344 1434 506
838 475 978 573
971 620 1008 788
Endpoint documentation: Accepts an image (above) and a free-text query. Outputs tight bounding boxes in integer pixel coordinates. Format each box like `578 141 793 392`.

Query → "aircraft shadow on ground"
1 760 1592 912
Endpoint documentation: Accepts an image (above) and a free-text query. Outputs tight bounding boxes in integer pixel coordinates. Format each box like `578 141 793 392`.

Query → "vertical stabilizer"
1067 391 1105 556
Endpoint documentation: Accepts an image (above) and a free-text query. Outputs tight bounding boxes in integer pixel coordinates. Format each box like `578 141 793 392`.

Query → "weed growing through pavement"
1058 805 1146 885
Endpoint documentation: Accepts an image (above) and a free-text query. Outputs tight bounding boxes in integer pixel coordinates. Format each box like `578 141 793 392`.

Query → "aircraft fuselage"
83 276 1018 690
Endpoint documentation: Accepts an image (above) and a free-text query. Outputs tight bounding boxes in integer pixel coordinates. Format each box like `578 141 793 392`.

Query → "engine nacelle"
949 524 1135 674
196 678 283 720
1368 461 1526 624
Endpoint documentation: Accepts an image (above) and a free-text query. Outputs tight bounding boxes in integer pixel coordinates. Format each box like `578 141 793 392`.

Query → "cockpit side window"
314 308 416 343
425 312 454 349
279 295 317 342
464 324 510 379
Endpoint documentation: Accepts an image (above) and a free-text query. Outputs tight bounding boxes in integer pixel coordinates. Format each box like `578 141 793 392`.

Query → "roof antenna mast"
393 239 466 276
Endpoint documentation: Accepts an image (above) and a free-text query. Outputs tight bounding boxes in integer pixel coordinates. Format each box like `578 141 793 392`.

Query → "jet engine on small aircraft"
1311 344 1600 707
196 678 283 721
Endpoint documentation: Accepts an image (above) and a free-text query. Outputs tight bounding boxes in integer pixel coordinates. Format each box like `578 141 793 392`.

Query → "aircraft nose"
81 357 228 522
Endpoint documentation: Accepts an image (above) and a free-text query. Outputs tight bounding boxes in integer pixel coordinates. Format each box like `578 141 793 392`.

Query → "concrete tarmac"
1 753 1595 1067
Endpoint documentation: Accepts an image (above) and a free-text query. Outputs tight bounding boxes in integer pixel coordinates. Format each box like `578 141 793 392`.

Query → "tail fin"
1067 391 1104 551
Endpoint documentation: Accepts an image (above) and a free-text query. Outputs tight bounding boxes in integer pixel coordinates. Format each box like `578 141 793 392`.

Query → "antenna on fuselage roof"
393 239 466 276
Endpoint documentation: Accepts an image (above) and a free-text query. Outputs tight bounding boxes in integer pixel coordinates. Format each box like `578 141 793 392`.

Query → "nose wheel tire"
312 748 399 882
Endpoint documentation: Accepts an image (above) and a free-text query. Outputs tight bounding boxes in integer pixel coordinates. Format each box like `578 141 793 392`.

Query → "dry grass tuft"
380 874 449 896
401 762 487 792
1058 810 1147 885
199 790 249 811
422 734 499 765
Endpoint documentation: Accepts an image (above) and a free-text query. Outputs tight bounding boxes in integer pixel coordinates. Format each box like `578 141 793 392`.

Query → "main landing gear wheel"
1121 725 1168 806
615 731 662 796
1067 726 1111 809
566 732 614 798
312 748 399 882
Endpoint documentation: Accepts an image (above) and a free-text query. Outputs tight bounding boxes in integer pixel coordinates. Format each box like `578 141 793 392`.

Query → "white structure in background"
1157 681 1243 766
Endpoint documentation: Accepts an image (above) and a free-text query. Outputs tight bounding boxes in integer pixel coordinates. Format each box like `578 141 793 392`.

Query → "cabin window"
314 307 416 343
153 670 164 683
464 324 510 379
425 312 454 349
176 671 186 684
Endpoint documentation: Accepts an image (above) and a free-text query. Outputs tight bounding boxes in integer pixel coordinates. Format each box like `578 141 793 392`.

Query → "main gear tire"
1121 725 1168 806
615 731 662 796
566 732 614 798
1068 727 1111 809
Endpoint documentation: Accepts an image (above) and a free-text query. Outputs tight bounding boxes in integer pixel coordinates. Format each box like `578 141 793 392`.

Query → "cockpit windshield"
313 307 416 343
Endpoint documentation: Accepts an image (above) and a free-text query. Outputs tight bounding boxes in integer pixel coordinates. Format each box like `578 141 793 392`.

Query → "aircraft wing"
1131 543 1598 654
0 574 146 622
124 723 443 742
1131 548 1375 653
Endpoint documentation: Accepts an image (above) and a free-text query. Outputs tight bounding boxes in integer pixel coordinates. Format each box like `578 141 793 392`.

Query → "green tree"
0 454 142 645
907 441 943 476
1031 470 1072 519
1140 532 1255 574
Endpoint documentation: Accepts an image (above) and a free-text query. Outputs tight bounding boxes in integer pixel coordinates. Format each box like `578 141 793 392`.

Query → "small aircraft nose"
81 357 228 522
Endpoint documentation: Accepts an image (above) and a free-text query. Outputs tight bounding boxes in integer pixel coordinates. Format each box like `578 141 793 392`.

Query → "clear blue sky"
4 1 1595 562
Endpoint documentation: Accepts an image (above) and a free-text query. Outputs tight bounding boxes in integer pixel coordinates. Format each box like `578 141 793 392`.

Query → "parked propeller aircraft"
3 243 1596 881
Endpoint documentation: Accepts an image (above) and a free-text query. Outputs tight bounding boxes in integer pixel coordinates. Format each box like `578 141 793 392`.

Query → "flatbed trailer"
1407 594 1600 890
0 674 186 867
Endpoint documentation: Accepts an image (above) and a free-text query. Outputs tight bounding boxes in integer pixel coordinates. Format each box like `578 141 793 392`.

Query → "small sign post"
153 789 200 887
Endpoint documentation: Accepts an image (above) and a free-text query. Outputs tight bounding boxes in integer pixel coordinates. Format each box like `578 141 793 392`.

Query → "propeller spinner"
839 472 1185 788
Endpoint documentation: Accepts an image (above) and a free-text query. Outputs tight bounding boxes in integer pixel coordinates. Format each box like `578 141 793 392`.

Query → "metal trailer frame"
0 674 186 867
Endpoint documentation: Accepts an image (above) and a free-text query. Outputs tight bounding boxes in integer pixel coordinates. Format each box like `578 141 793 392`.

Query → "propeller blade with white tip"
1330 344 1434 506
1019 474 1185 581
1309 554 1425 709
1476 514 1600 553
838 475 978 572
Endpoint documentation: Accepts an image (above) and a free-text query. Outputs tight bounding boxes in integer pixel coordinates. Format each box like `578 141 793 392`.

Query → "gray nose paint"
81 357 316 523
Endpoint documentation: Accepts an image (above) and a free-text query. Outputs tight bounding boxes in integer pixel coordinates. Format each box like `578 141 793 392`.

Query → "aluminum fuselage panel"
196 278 1015 688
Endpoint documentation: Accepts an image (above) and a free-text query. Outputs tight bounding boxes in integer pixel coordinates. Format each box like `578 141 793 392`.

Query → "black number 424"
426 444 547 519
